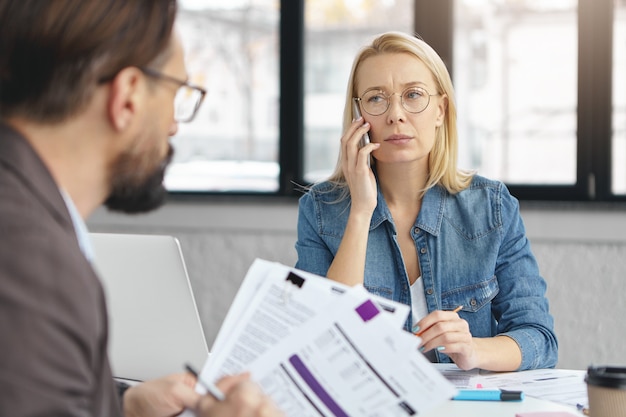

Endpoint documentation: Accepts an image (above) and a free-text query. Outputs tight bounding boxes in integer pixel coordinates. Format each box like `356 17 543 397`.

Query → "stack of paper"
195 259 456 417
474 368 588 407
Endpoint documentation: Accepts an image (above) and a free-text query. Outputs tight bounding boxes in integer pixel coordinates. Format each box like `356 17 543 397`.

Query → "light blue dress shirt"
60 189 94 262
295 174 558 370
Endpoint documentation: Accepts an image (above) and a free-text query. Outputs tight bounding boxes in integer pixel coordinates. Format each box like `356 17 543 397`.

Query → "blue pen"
453 389 524 402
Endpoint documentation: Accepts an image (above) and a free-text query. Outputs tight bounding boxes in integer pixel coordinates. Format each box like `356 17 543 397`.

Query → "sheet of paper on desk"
204 259 410 381
246 285 456 416
476 368 588 407
434 363 482 388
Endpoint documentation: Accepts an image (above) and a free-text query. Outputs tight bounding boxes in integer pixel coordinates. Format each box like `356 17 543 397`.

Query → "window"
418 0 622 201
453 1 578 185
168 0 280 192
170 0 625 201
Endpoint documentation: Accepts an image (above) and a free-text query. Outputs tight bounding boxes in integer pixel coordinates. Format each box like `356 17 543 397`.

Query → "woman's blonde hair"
326 31 473 198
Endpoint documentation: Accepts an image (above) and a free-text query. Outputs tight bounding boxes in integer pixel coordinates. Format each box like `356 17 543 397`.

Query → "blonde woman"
295 32 557 372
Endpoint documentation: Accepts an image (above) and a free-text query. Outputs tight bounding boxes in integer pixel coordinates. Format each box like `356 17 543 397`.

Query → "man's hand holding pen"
185 364 284 417
196 374 284 417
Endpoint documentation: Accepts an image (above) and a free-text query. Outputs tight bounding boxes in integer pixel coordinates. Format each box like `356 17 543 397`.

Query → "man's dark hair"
0 0 177 123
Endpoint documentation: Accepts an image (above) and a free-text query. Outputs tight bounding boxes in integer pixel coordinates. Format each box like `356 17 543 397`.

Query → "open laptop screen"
90 233 209 382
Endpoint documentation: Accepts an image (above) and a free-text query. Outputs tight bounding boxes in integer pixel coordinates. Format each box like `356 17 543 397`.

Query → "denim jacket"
295 175 558 370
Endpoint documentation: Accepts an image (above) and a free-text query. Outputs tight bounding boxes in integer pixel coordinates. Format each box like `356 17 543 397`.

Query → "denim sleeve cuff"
501 329 558 371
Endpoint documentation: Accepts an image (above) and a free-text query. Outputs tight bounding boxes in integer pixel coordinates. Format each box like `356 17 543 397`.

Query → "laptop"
90 232 209 382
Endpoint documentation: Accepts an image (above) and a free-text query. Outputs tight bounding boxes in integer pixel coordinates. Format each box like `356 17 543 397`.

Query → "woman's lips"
385 134 412 143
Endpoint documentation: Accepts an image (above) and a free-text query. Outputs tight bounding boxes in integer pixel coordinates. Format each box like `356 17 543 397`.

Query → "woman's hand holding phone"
341 101 378 215
352 102 371 148
352 102 371 166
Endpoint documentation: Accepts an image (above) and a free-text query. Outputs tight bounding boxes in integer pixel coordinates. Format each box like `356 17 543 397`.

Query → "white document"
245 286 456 416
204 259 409 381
195 259 455 417
433 363 482 389
475 368 588 407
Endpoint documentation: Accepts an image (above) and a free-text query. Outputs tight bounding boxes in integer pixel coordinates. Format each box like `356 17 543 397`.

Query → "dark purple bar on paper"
289 354 349 417
355 299 380 322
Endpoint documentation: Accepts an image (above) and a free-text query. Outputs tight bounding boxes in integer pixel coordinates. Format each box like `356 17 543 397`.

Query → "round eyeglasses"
354 86 439 116
140 67 207 123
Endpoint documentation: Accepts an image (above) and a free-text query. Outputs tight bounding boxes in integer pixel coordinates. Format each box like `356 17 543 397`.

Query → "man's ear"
106 67 144 132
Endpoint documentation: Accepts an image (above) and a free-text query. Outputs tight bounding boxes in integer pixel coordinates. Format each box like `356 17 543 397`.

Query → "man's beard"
104 145 174 214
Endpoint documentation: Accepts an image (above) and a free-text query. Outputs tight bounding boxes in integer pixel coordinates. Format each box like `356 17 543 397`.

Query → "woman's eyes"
405 89 425 100
367 94 385 103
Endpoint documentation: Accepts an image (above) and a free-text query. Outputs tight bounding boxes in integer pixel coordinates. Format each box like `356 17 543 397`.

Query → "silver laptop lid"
90 233 209 381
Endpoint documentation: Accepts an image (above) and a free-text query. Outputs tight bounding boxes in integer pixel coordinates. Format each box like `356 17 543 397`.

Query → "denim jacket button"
414 227 420 234
470 298 477 306
420 247 427 254
426 288 434 295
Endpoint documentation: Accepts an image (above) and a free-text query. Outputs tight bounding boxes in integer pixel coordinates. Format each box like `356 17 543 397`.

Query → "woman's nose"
386 94 406 123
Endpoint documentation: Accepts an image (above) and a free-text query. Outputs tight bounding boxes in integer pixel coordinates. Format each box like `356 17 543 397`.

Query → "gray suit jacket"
0 124 122 416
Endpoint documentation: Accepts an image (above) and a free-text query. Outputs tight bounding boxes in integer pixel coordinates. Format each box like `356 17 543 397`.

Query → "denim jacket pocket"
441 275 499 312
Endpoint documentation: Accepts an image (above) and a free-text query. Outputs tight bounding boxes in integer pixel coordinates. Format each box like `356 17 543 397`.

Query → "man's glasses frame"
140 67 207 123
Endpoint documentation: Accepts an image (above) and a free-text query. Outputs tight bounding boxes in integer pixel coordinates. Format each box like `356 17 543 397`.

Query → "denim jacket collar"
372 181 446 237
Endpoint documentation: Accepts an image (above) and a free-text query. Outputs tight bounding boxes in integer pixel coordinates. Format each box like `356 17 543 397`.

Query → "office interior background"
89 0 626 370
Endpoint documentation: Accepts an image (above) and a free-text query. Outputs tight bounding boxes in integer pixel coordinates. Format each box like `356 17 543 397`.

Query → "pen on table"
576 403 590 416
413 305 463 336
452 389 525 402
184 363 225 401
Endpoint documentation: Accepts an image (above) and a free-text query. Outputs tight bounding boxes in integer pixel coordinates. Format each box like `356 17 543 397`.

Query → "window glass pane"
454 0 578 185
304 0 414 183
613 0 626 195
166 0 280 192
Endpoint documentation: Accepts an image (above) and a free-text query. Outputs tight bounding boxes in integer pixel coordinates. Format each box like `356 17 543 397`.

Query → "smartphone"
352 101 371 167
352 101 371 149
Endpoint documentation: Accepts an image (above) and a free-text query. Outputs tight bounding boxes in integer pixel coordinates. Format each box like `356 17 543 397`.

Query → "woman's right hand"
326 117 380 286
340 117 380 215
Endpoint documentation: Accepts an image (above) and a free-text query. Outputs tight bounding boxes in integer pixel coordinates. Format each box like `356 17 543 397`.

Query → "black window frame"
415 0 619 202
170 0 625 202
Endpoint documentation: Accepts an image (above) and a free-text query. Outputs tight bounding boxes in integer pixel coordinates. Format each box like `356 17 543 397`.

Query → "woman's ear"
435 94 448 127
106 67 143 132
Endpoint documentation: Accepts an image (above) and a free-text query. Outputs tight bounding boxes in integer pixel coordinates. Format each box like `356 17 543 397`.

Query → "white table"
422 396 585 416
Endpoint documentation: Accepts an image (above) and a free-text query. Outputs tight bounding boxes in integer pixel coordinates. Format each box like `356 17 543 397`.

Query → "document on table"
475 368 588 407
195 259 456 417
432 364 587 407
433 363 482 388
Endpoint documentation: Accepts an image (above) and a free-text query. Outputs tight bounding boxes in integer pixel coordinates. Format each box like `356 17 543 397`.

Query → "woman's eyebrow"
401 81 428 88
362 81 429 92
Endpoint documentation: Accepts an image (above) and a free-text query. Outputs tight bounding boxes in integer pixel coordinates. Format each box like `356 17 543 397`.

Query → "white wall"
88 200 626 370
